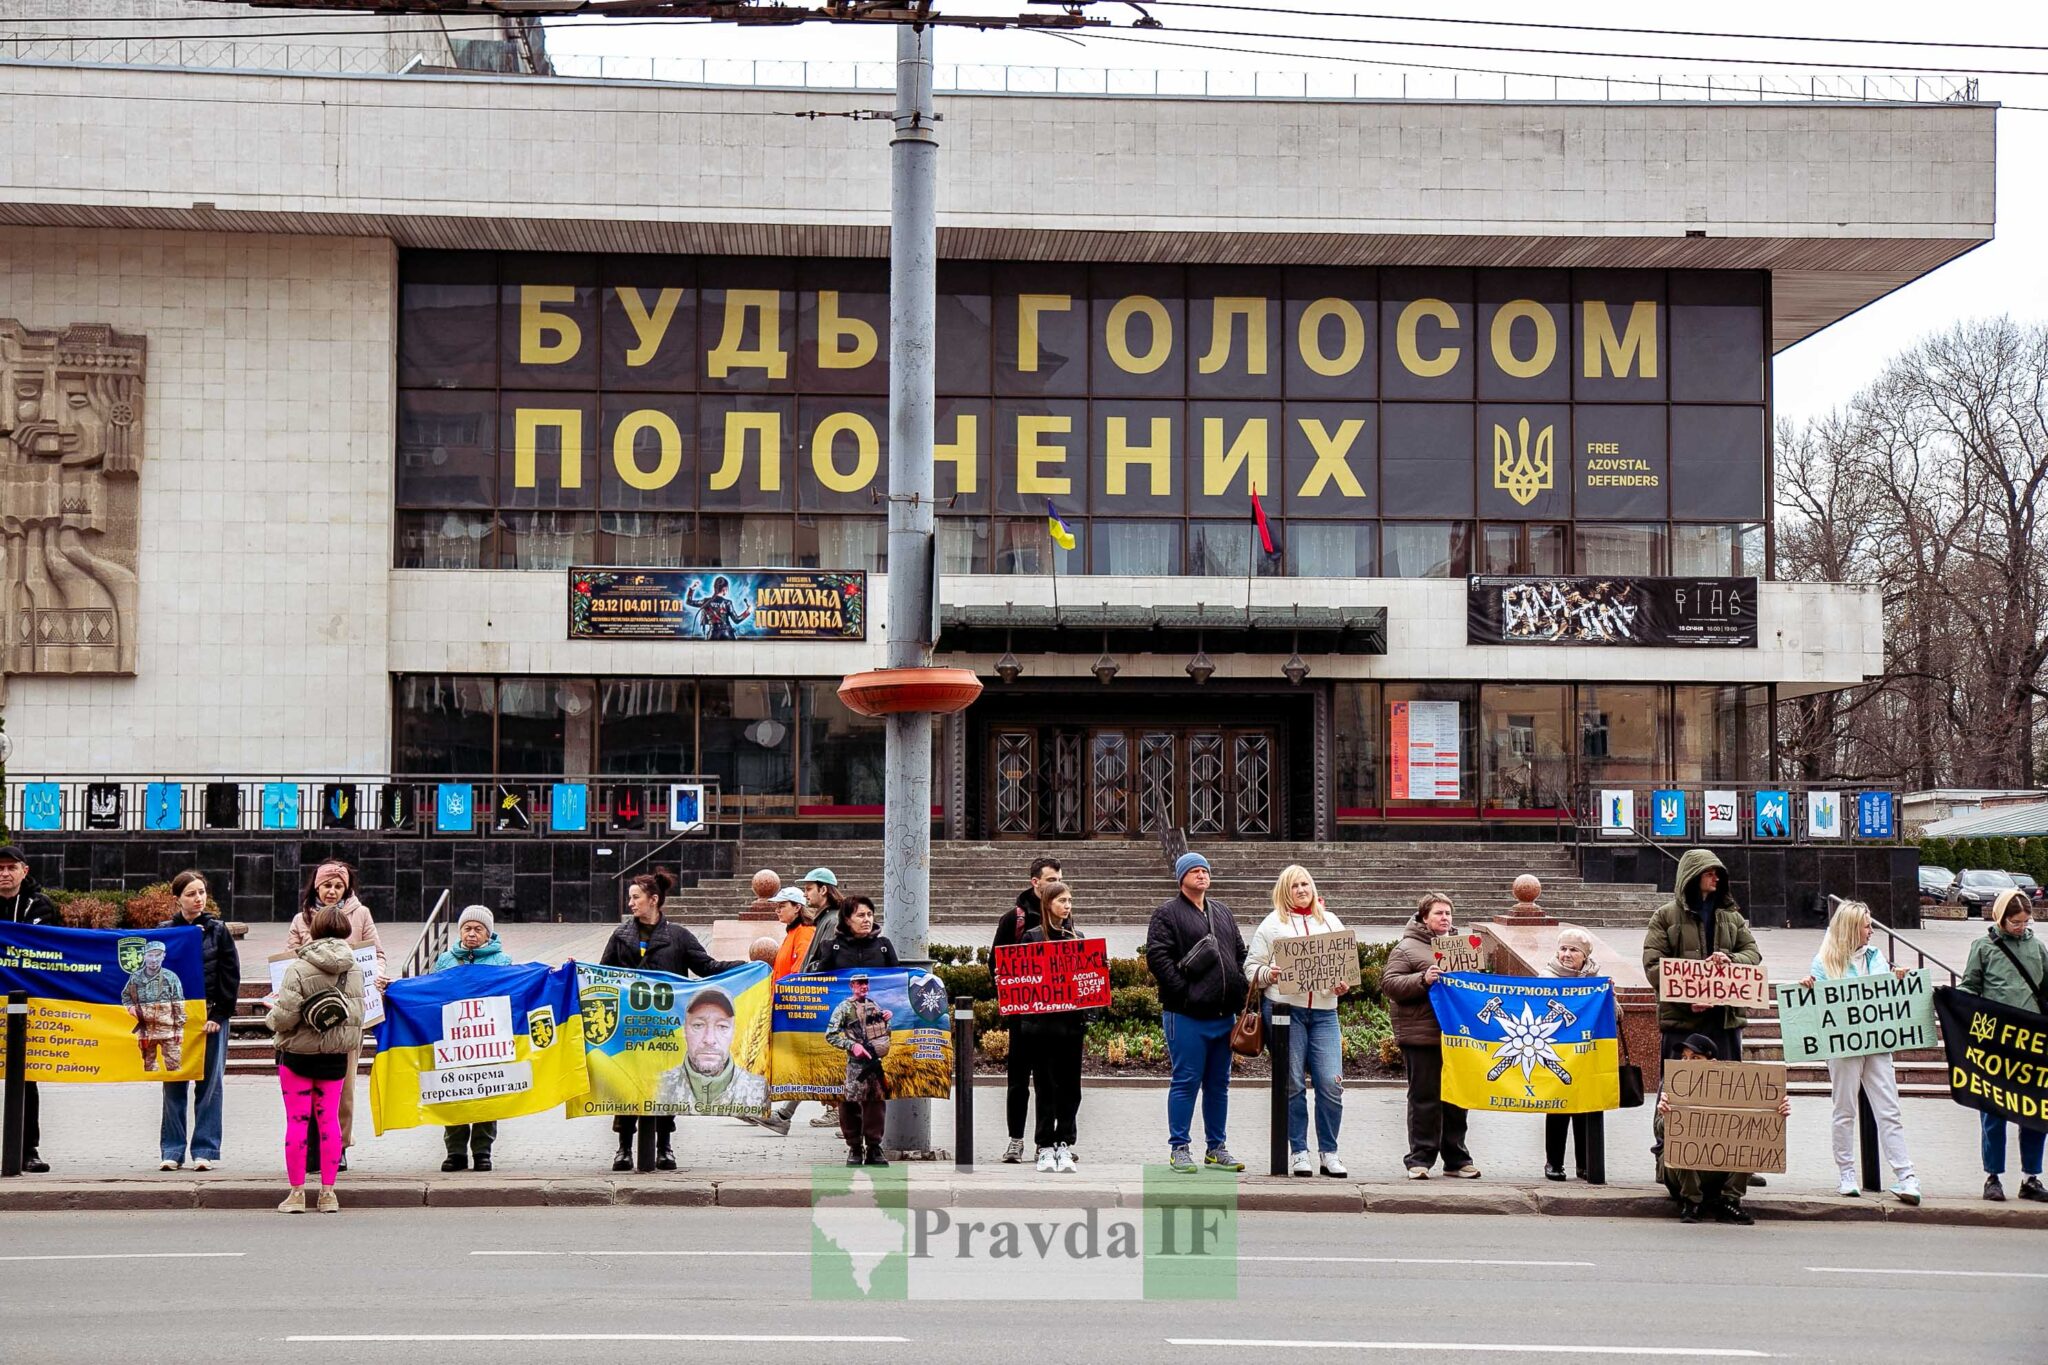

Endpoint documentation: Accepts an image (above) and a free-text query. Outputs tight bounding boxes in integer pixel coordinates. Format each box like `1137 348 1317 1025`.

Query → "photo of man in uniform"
654 988 767 1114
121 939 186 1072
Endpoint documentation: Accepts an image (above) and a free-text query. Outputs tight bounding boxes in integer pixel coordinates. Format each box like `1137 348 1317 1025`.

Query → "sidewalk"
10 1069 2040 1229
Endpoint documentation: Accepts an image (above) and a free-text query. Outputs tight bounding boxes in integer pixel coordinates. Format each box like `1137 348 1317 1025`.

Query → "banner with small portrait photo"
769 968 954 1102
0 922 206 1084
567 961 772 1120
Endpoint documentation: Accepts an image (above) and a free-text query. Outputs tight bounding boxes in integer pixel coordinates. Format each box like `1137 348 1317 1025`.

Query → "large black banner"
1467 575 1757 647
1934 985 2048 1132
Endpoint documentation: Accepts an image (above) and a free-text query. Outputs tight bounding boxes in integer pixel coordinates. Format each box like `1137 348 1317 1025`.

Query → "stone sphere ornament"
1513 874 1542 906
751 869 781 900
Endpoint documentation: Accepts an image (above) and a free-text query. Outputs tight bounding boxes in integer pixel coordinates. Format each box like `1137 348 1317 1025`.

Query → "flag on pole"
1046 499 1077 551
1251 490 1281 563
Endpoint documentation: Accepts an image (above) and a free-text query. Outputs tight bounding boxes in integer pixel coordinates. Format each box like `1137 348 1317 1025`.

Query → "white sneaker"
192 1159 212 1172
1320 1153 1349 1178
1837 1175 1861 1197
1290 1150 1314 1177
1035 1147 1056 1173
1054 1144 1077 1174
1405 1165 1429 1180
1891 1177 1922 1206
158 1160 179 1172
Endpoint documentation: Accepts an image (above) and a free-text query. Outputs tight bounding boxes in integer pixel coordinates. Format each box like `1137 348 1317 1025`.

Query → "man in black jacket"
991 855 1060 1163
1144 851 1248 1174
0 845 60 1172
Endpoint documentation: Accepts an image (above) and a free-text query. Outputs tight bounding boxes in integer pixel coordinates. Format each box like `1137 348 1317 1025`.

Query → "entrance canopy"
938 602 1387 657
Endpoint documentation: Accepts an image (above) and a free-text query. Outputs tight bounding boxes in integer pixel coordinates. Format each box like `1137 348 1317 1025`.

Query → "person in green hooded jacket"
1642 847 1761 1065
1961 888 2048 1203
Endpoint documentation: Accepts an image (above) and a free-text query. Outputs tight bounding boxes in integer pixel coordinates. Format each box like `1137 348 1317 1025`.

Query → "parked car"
2011 873 2046 908
1918 865 1955 907
1950 868 2020 915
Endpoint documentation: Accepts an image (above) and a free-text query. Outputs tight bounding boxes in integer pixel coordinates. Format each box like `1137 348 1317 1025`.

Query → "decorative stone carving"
0 321 144 676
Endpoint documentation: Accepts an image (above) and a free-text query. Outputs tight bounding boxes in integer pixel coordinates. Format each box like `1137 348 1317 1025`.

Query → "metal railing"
0 36 1984 107
3 773 727 840
400 889 454 981
1868 912 1963 989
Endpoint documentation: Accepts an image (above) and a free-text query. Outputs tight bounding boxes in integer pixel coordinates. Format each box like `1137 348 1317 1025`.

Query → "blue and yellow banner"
369 962 587 1134
569 961 772 1120
1428 971 1620 1113
0 922 206 1083
770 968 954 1102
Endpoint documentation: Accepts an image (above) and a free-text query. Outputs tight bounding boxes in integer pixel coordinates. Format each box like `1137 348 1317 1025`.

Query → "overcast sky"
542 1 2048 428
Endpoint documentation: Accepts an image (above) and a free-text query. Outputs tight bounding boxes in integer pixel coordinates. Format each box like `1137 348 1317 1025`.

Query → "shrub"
934 962 993 1002
1104 1036 1128 1066
1107 956 1154 989
980 1028 1009 1063
58 895 121 930
1377 1036 1403 1070
1108 985 1160 1023
971 999 1000 1037
122 883 178 929
928 942 972 966
1356 940 1392 1003
1130 1031 1164 1064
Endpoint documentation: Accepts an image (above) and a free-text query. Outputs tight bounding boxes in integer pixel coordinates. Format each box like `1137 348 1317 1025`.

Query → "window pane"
499 511 595 570
1573 523 1665 575
1738 523 1766 577
1382 522 1470 578
1670 523 1737 576
601 512 693 567
1384 682 1478 805
599 679 693 775
1479 524 1521 574
1289 522 1374 577
1529 524 1568 574
1577 684 1668 785
1674 684 1768 785
938 518 989 575
1091 520 1181 575
397 391 496 508
800 682 886 808
1188 521 1285 578
497 678 589 778
699 681 795 798
701 514 793 568
396 510 493 569
1481 684 1570 810
797 516 887 573
1332 681 1379 811
996 518 1078 575
394 674 494 775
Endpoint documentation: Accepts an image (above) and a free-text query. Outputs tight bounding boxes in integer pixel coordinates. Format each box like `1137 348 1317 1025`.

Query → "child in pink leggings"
266 914 365 1214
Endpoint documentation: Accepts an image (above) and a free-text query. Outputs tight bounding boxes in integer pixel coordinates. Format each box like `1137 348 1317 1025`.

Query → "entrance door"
997 724 1277 839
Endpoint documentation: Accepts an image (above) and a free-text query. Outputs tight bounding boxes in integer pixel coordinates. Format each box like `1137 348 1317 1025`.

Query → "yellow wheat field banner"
769 968 955 1102
1429 971 1620 1114
369 962 588 1134
0 922 205 1084
567 961 772 1120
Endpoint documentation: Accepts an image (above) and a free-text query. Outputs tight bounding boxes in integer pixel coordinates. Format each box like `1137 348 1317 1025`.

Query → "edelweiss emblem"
1477 996 1576 1094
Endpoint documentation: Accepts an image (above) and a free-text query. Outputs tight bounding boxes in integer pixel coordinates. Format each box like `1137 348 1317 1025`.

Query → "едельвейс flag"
369 961 587 1134
1427 971 1620 1114
0 921 206 1084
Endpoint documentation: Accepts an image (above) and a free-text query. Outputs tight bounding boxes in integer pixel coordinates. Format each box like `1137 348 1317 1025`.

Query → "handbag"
1616 1006 1645 1108
1229 985 1266 1057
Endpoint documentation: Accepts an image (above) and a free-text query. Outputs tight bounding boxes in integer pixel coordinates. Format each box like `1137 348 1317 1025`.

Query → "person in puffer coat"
266 907 365 1214
433 905 514 1172
1382 893 1478 1180
1641 847 1761 1064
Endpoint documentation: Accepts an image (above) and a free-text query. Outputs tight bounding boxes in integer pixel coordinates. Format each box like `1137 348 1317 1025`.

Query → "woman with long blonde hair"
1243 864 1349 1177
1798 899 1920 1204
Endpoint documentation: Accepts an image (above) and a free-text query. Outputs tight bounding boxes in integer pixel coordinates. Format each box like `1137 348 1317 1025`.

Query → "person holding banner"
158 870 239 1172
1654 1031 1786 1225
286 860 389 1169
600 868 747 1170
1244 865 1348 1178
1017 881 1089 1174
993 856 1061 1165
1383 893 1479 1180
797 869 847 973
0 845 61 1171
1796 900 1921 1204
1539 928 1600 1182
266 906 365 1213
1961 889 2048 1203
1642 848 1760 1067
432 906 513 1172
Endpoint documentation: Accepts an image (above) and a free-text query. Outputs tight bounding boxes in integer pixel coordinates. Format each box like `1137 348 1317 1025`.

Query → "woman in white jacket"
1244 864 1349 1177
1798 899 1921 1206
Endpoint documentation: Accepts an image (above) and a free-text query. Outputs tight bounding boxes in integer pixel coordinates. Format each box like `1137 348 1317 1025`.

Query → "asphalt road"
2 1208 2041 1364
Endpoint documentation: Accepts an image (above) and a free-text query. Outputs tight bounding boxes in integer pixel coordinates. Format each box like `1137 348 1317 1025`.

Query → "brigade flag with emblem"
1427 971 1621 1113
0 922 206 1083
567 961 772 1120
369 962 587 1134
1934 985 2048 1131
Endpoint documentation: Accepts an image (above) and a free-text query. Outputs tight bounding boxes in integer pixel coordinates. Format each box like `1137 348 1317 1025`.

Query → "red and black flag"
1251 490 1282 565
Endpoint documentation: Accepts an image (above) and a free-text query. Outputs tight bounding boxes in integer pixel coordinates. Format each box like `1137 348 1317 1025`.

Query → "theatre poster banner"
1466 576 1758 647
568 568 865 641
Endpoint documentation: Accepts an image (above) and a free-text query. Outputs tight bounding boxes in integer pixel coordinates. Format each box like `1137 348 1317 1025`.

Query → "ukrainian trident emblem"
1491 417 1555 507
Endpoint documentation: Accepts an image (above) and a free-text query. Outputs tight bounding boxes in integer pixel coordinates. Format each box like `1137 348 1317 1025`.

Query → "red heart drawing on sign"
1433 951 1444 963
1468 934 1482 949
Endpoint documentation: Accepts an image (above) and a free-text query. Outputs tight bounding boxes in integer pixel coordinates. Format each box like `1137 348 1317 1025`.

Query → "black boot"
846 1145 864 1167
1677 1201 1702 1224
472 1148 494 1174
655 1142 677 1172
613 1141 632 1173
864 1142 890 1167
442 1130 469 1172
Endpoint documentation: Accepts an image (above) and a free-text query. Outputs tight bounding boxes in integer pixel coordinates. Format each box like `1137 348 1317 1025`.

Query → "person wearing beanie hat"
1653 1029 1785 1226
432 906 514 1171
1962 888 2048 1202
1144 847 1249 1174
0 844 59 1172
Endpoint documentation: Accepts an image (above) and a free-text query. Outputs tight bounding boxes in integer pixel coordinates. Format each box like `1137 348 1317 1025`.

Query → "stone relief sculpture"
0 321 144 676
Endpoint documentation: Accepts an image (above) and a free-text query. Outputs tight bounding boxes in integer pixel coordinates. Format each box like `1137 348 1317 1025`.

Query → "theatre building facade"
0 50 1995 912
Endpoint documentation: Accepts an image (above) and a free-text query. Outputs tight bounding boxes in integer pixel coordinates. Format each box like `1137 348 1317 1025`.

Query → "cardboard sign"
993 938 1111 1016
1432 933 1486 974
1272 930 1362 995
268 940 384 1030
1659 957 1769 1009
1775 970 1935 1061
1661 1059 1787 1173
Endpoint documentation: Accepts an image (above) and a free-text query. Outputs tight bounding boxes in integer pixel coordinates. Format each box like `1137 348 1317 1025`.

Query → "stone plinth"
708 918 783 964
1494 873 1556 926
1483 920 1661 1088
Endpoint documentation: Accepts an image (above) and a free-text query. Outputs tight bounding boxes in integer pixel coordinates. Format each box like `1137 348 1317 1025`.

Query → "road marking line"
287 1336 908 1345
0 1252 246 1263
1168 1342 1772 1358
1238 1256 1594 1268
471 1250 806 1258
1808 1266 2048 1280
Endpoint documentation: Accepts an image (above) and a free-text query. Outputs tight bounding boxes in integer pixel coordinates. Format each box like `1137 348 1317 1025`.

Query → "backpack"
299 979 352 1034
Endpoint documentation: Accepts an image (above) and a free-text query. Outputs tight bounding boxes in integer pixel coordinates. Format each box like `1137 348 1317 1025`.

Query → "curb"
2 1175 2043 1228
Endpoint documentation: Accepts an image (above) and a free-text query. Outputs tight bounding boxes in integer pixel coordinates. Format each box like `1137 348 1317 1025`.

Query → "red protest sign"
994 938 1111 1016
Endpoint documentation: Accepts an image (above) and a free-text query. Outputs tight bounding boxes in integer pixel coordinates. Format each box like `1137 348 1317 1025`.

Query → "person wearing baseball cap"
1144 850 1250 1174
797 868 846 974
0 845 59 1171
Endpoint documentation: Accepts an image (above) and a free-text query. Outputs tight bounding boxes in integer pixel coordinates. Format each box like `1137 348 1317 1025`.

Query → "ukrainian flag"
369 961 587 1134
1045 499 1076 551
0 922 205 1084
1428 971 1620 1113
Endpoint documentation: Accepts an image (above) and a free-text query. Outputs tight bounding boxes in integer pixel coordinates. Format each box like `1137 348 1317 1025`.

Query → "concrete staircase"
667 838 1665 929
1742 1010 1948 1099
